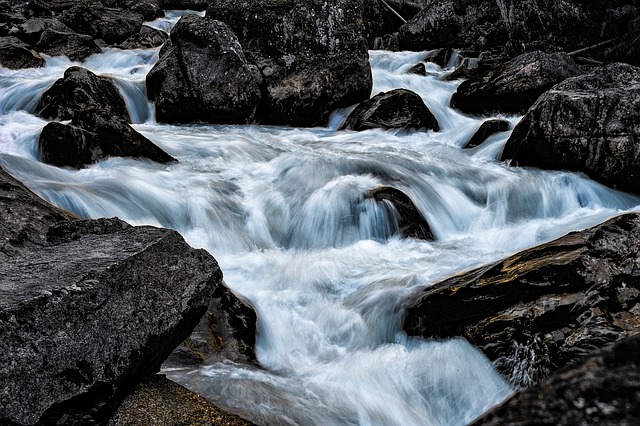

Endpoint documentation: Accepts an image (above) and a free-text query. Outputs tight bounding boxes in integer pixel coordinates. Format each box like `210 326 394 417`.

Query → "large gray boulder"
502 63 640 194
451 51 583 115
207 0 373 127
146 16 263 125
404 213 640 389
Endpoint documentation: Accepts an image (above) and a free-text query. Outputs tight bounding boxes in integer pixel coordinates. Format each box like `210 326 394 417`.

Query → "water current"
1 12 639 426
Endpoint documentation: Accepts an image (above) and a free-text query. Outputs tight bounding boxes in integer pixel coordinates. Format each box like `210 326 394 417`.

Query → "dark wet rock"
465 119 510 148
38 109 176 168
408 62 426 76
397 0 506 52
17 17 71 45
502 63 640 194
158 0 208 10
0 35 44 69
474 334 640 425
404 213 640 389
341 88 439 132
372 32 400 51
59 2 144 45
146 16 262 125
0 166 75 260
207 0 373 127
36 29 102 62
164 284 257 367
444 56 480 81
425 47 455 68
108 375 255 426
366 186 434 240
603 11 640 66
451 51 583 115
118 25 168 50
0 217 220 425
104 0 163 21
36 66 129 122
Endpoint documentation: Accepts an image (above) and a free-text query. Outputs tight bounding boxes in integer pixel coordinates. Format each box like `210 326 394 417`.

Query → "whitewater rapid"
1 26 638 425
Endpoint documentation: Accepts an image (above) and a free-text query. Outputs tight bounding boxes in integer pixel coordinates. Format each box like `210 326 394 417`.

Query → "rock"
366 186 434 240
207 0 373 127
425 47 455 68
362 0 402 46
17 17 71 45
104 0 163 21
502 63 640 194
146 16 262 125
451 51 583 115
408 62 426 76
397 0 506 52
36 66 130 122
465 119 510 148
0 35 44 69
38 109 176 168
474 334 640 425
158 0 208 10
341 88 439 132
164 282 257 367
404 213 640 389
118 25 168 50
108 375 255 426
59 2 144 45
0 217 220 425
35 29 102 62
0 166 75 260
603 11 640 66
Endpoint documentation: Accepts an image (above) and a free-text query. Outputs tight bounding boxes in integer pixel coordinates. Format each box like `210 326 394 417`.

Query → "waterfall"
1 34 639 425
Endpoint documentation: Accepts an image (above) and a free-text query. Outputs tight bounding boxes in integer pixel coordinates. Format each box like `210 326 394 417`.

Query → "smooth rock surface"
366 186 434 241
451 51 582 115
502 63 640 194
146 16 262 125
341 88 439 132
404 213 640 389
0 217 220 425
465 119 510 148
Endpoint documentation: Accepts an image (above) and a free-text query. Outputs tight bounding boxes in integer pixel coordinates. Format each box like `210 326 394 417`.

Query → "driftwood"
568 39 615 58
380 0 407 24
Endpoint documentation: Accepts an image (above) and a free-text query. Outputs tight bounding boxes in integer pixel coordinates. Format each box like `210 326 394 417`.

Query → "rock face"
0 35 44 69
474 334 640 425
0 216 221 425
35 29 102 62
38 109 176 168
109 375 255 426
404 213 640 389
451 51 583 115
146 16 263 125
207 0 373 127
366 186 434 241
341 88 439 132
502 63 640 194
465 119 510 148
36 66 130 122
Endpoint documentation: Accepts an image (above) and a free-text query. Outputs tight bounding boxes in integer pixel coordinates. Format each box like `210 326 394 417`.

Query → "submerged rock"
0 35 44 69
474 334 640 425
366 186 434 241
465 119 510 148
0 217 220 425
35 29 102 62
341 88 439 132
404 213 640 388
207 0 373 127
502 63 640 194
36 66 130 122
146 16 262 125
451 51 582 115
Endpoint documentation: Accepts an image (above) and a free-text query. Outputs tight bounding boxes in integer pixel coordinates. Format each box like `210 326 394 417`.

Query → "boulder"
118 25 168 50
474 334 640 425
0 217 220 425
36 66 130 122
103 0 163 21
408 62 426 76
465 119 510 148
0 166 75 261
108 375 255 426
17 17 71 45
59 2 144 45
397 0 506 52
502 63 640 194
38 109 176 168
146 16 262 125
35 29 102 62
366 186 434 240
450 51 583 115
207 0 373 127
0 35 44 69
424 47 455 68
341 88 439 132
404 213 640 389
158 0 208 10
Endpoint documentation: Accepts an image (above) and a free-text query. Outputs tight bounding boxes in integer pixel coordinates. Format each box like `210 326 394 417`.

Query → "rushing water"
1 17 639 425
